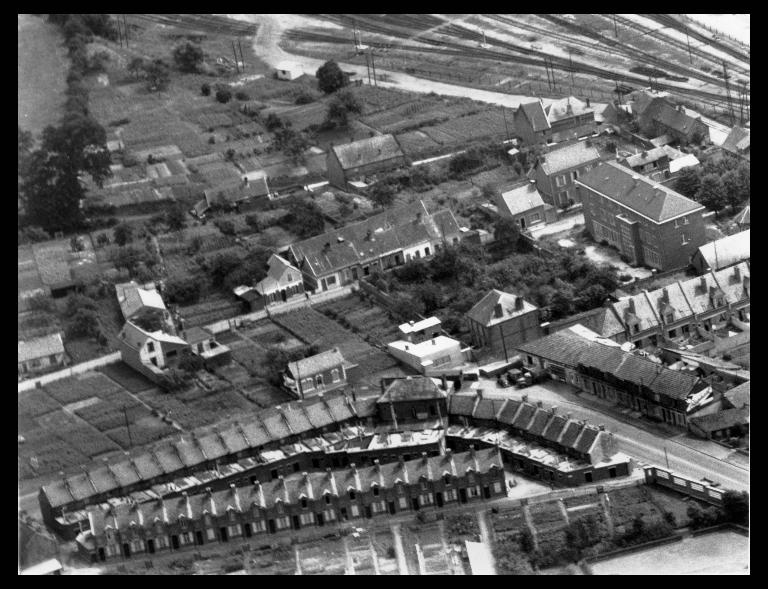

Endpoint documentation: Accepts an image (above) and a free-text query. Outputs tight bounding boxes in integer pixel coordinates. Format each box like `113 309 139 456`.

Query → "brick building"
494 181 552 230
286 348 349 399
235 254 305 310
618 147 670 180
529 140 602 207
375 376 448 425
466 290 542 358
577 161 707 271
638 98 710 145
514 97 596 146
76 448 505 562
326 134 406 190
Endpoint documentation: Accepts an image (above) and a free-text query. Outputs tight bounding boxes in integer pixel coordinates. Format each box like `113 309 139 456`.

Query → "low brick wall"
643 466 726 506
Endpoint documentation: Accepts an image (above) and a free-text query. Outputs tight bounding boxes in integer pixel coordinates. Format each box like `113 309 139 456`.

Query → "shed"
275 62 302 81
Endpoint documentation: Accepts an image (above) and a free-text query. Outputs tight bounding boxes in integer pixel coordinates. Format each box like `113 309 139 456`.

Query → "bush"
64 293 98 318
235 90 250 101
214 219 236 236
265 113 284 132
294 90 315 105
721 490 749 526
164 275 202 305
201 83 211 96
316 60 348 94
67 307 101 338
113 222 133 246
173 41 204 73
216 88 232 104
245 214 261 231
178 350 205 373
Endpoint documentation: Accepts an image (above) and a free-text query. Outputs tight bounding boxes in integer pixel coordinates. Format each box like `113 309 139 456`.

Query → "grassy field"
18 14 68 138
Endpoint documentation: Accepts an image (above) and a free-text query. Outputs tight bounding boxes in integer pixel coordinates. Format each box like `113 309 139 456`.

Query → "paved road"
472 380 749 491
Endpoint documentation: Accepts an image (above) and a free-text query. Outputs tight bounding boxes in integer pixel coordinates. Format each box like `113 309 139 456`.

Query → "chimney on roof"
324 242 331 251
431 338 436 346
566 99 573 115
441 374 447 390
536 400 543 408
733 266 741 281
416 211 423 223
550 406 558 415
677 104 684 112
469 444 476 458
409 320 415 326
586 97 590 108
598 424 605 431
181 491 188 498
528 180 537 191
494 303 504 318
243 176 248 186
405 344 409 351
205 486 212 496
699 276 707 292
744 275 750 294
515 296 524 311
421 452 428 463
662 288 669 303
476 389 484 401
522 394 529 403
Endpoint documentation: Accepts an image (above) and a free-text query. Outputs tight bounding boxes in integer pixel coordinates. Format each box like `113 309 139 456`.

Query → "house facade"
618 147 670 180
466 290 542 358
387 336 467 376
690 229 750 274
398 317 442 343
494 181 549 230
77 448 505 562
115 282 172 331
18 333 66 377
286 348 348 399
117 321 190 383
326 134 406 190
375 376 449 425
514 97 596 146
578 161 707 271
638 98 710 145
530 140 603 207
240 254 305 310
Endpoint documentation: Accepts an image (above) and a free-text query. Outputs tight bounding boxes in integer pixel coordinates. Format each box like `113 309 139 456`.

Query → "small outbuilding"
275 62 302 81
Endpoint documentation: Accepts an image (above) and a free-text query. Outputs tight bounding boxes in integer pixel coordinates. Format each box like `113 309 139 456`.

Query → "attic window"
665 312 674 323
443 474 452 485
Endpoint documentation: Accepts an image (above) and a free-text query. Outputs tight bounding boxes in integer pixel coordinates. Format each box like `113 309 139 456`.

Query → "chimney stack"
515 296 524 310
421 452 428 463
550 406 558 415
628 299 636 314
566 412 572 420
445 448 452 457
733 266 741 281
598 424 606 431
528 180 537 191
536 400 543 408
476 389 484 401
494 303 504 318
700 276 707 292
432 338 437 346
586 97 590 107
441 374 447 390
662 287 669 302
521 394 529 403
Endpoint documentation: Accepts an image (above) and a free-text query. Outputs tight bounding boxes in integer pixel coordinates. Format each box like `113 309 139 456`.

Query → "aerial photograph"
18 13 749 575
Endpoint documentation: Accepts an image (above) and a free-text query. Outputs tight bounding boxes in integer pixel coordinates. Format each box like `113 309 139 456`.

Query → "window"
665 312 674 323
316 374 324 388
425 247 431 256
325 493 332 505
398 497 408 509
147 342 155 353
559 191 569 206
207 528 216 541
493 481 503 494
443 474 452 485
166 349 177 358
642 246 662 269
327 275 337 285
276 516 290 530
350 505 360 518
445 489 457 502
301 497 308 509
324 509 337 522
467 473 475 485
556 175 566 187
302 378 314 391
683 216 689 225
150 357 158 367
293 462 300 472
276 501 284 515
372 485 380 497
286 273 291 282
299 513 315 526
530 213 540 222
270 469 278 480
414 250 421 259
253 520 266 533
228 524 241 537
571 170 579 181
349 489 356 500
681 233 689 245
420 493 434 506
331 368 340 383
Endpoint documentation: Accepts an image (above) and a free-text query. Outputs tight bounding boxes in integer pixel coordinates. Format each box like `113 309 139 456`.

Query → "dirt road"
229 14 607 111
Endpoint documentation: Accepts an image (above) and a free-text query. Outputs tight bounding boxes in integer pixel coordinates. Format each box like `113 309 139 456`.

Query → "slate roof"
331 134 404 170
517 100 551 132
466 290 538 328
690 407 749 433
573 426 600 454
527 408 553 436
643 283 695 325
540 141 601 175
724 381 750 409
621 147 669 169
287 348 346 379
613 293 660 333
18 333 64 363
203 177 269 206
641 98 708 138
720 126 750 156
449 394 479 417
545 97 593 123
696 230 750 271
496 399 522 425
516 328 596 367
559 421 585 448
577 161 704 223
473 398 506 421
512 402 537 430
677 271 724 315
378 376 446 403
115 282 166 321
542 414 569 443
497 182 545 217
712 261 750 305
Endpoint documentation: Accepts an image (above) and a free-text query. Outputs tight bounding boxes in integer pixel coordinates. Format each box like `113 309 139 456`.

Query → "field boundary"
18 352 122 394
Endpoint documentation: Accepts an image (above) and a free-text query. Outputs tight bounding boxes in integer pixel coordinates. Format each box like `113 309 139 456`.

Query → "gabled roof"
330 134 404 170
399 317 441 335
516 328 595 367
497 182 545 217
203 177 270 206
724 381 750 409
287 348 346 379
473 398 506 421
517 100 550 132
527 408 552 436
720 126 750 156
677 271 723 315
539 141 601 175
577 161 704 223
696 230 750 271
378 376 446 404
449 394 478 417
466 289 538 328
18 333 64 363
641 98 708 137
643 283 694 324
255 254 301 296
115 282 166 320
118 321 188 351
496 399 522 425
545 97 593 123
620 147 669 169
613 292 660 333
689 407 748 433
712 261 750 305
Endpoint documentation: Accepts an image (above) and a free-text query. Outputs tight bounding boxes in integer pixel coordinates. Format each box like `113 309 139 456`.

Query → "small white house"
387 336 468 376
275 62 301 81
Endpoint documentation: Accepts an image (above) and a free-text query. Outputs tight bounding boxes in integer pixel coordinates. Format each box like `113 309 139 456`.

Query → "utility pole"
685 26 693 64
232 41 240 73
124 406 133 448
499 323 509 363
663 446 670 470
568 49 575 88
613 15 618 38
722 61 735 126
365 51 372 85
117 16 123 48
370 49 378 86
123 14 129 48
502 106 510 141
238 38 245 69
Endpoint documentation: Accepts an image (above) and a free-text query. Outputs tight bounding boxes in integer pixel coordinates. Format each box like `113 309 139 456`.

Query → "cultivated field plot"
178 297 244 328
315 295 401 346
491 505 526 539
43 372 126 405
18 427 90 481
361 96 481 135
394 130 441 157
297 540 348 575
241 320 304 351
370 528 399 575
18 388 61 418
268 101 328 131
529 501 567 532
606 487 665 530
417 524 453 575
100 362 156 393
423 110 512 145
347 533 376 575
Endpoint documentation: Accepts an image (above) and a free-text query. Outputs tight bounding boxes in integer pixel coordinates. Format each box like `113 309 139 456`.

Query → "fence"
18 352 122 393
627 266 688 292
642 466 726 506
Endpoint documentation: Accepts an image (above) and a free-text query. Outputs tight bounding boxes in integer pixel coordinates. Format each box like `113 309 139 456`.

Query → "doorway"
520 217 526 230
244 523 252 538
459 488 468 504
195 530 204 546
98 547 106 562
122 543 131 558
220 527 229 542
388 501 396 515
411 498 420 511
171 535 179 550
292 515 301 530
147 539 155 554
483 486 491 499
435 492 444 507
268 519 276 534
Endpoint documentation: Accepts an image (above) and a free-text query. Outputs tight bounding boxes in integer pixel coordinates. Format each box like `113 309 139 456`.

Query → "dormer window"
467 473 475 485
301 497 308 509
443 474 452 486
228 509 236 521
665 312 674 323
372 484 380 497
631 322 640 334
276 501 284 515
325 493 331 505
349 489 356 500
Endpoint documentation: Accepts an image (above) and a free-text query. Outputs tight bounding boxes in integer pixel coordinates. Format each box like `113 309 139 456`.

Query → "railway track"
606 14 749 80
645 14 750 65
131 13 255 36
324 14 737 109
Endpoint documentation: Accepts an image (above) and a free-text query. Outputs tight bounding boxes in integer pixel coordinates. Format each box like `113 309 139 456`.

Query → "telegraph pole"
722 61 735 125
238 38 245 69
123 14 129 48
117 15 123 48
568 49 575 88
502 106 510 141
365 51 372 85
370 49 378 86
663 446 670 470
232 41 240 73
613 15 618 38
124 406 133 448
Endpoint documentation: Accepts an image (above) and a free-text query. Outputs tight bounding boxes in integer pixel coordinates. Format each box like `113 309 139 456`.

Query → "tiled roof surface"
545 97 593 123
450 394 479 417
690 407 749 433
527 408 552 436
677 272 723 315
542 414 568 443
512 403 537 430
712 262 750 305
18 333 64 363
516 328 596 367
641 98 707 137
621 146 669 169
496 399 522 425
724 381 750 409
721 126 750 155
287 349 346 379
518 100 550 132
696 230 750 271
540 141 601 175
331 134 404 170
378 377 446 403
559 421 585 448
466 289 538 328
643 283 695 325
473 398 506 421
578 161 703 223
497 183 545 217
613 293 660 333
573 426 600 453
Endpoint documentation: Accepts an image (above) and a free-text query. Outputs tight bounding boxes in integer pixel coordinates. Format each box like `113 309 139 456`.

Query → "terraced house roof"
287 348 345 379
378 376 447 403
18 333 64 363
577 161 704 223
641 98 707 137
540 140 601 175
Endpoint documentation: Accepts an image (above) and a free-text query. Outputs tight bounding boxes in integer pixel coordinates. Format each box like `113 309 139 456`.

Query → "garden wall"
18 352 122 393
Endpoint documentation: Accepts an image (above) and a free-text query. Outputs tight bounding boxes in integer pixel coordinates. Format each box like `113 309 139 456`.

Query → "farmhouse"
288 200 462 293
18 333 66 377
466 290 542 358
494 181 551 230
577 161 708 271
529 140 602 208
514 97 596 146
285 348 349 399
638 98 710 145
326 134 406 190
691 229 750 274
76 447 505 562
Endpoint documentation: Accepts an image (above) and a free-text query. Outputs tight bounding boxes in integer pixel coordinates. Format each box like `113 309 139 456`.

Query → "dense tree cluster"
674 154 750 214
315 60 348 94
324 89 362 128
172 41 204 73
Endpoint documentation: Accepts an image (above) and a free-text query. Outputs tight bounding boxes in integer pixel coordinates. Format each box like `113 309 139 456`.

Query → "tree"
316 60 348 94
519 528 535 553
674 166 701 198
325 89 362 127
178 350 205 373
144 59 170 92
215 88 232 104
245 214 261 231
235 90 250 101
173 41 204 73
113 222 134 246
214 219 236 236
721 490 749 526
208 251 242 287
493 543 534 575
164 275 202 305
273 127 309 163
279 201 325 239
369 182 397 207
165 204 187 232
721 165 750 210
128 56 145 80
200 82 211 96
67 308 101 338
265 113 284 132
695 173 726 214
494 217 521 249
21 114 112 233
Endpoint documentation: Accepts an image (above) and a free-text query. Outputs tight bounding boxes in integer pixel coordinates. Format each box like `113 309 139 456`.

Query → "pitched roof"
515 328 596 367
712 261 750 305
527 408 552 436
203 177 270 206
540 141 601 175
473 398 506 421
573 425 600 453
399 316 441 335
378 377 446 403
287 348 345 378
720 126 750 155
724 381 750 409
511 402 537 430
577 161 704 223
545 97 593 123
466 289 538 328
620 147 669 169
696 230 750 271
449 394 478 416
542 413 569 443
496 399 522 425
517 100 550 132
613 292 660 333
641 98 708 137
559 421 585 448
643 283 695 325
689 407 748 433
118 321 187 351
18 333 64 363
115 282 166 320
331 134 404 170
497 182 545 216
